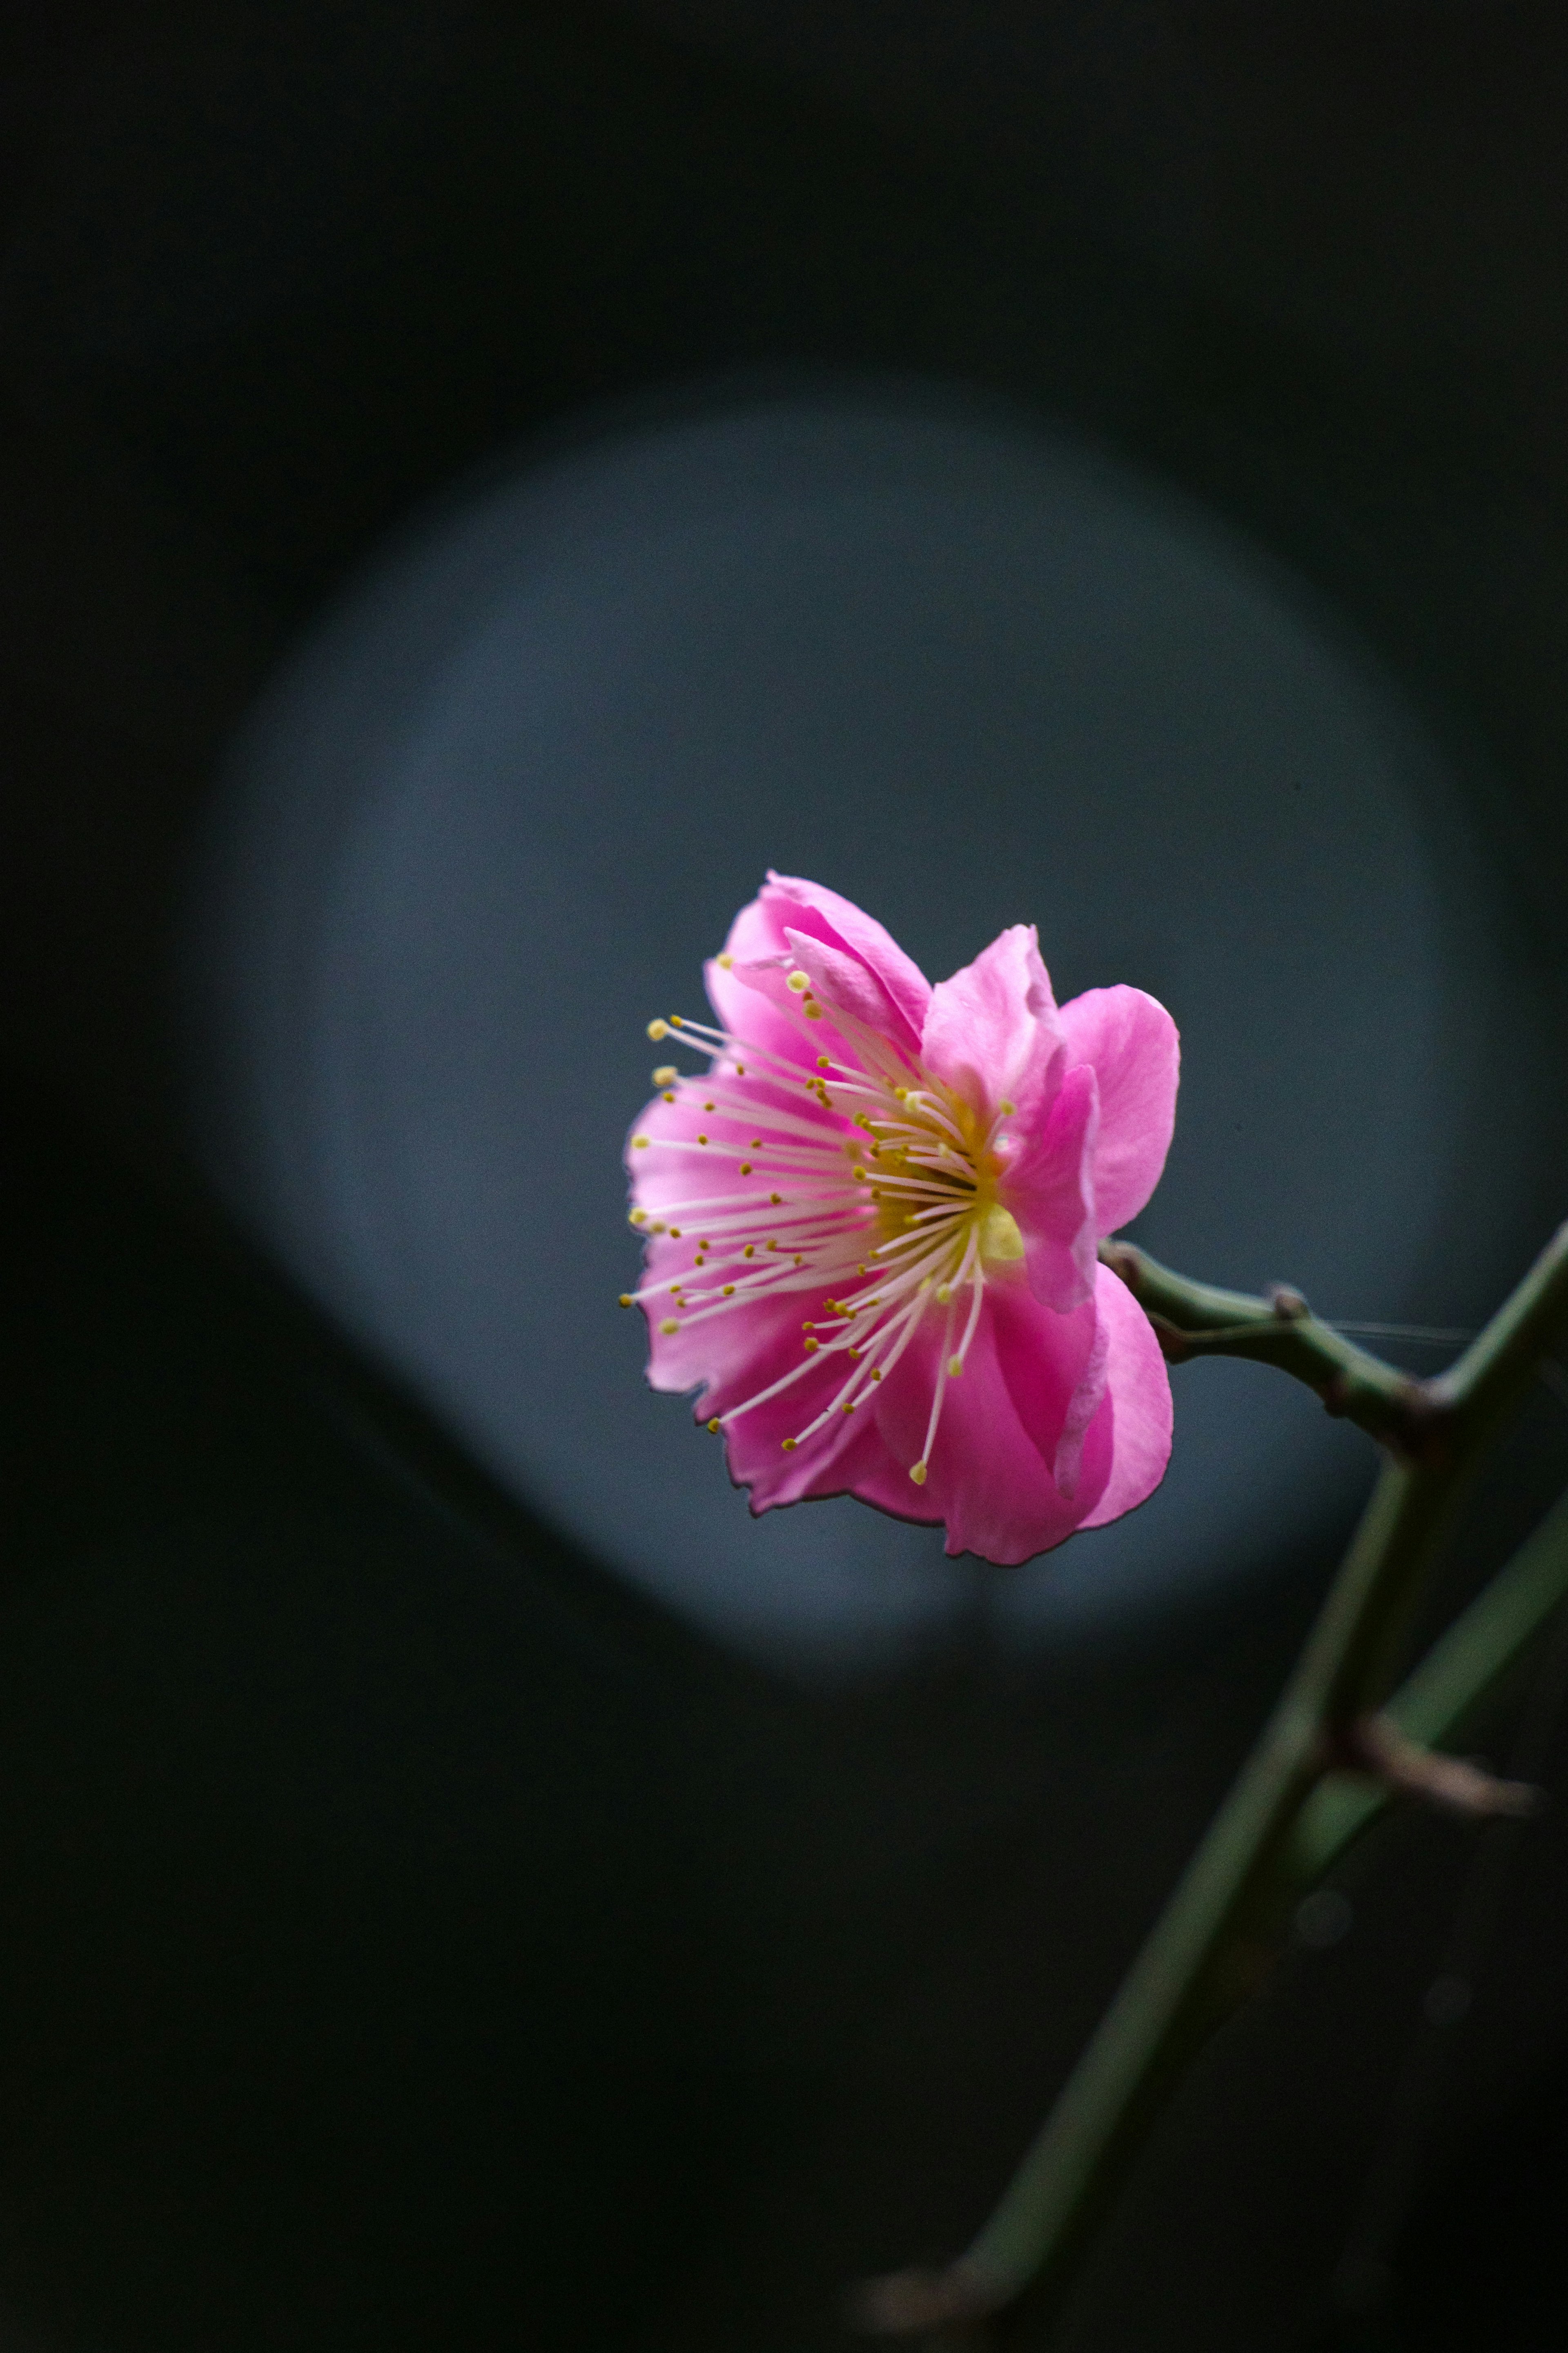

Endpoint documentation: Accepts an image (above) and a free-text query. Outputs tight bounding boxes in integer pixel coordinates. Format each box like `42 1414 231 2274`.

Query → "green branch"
858 1219 1568 2342
1290 1482 1568 1885
1098 1241 1445 1454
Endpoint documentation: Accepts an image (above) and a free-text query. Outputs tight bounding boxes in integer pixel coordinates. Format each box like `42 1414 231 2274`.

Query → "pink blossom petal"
709 948 860 1078
702 888 829 1071
918 924 1065 1129
1001 1063 1100 1312
763 870 931 1054
868 1293 1105 1563
1058 985 1180 1234
709 1310 871 1508
780 927 918 1074
1049 1294 1111 1500
1077 1260 1174 1527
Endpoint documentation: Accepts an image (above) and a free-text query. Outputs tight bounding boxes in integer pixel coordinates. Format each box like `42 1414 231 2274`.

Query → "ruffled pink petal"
918 924 1066 1129
848 1286 1108 1564
762 871 931 1055
779 926 917 1076
934 1307 1105 1563
1076 1260 1174 1527
624 1068 853 1221
709 947 862 1082
639 1240 791 1400
635 1212 871 1507
1048 1293 1110 1500
704 1304 871 1508
729 1365 880 1510
702 889 832 1074
1000 1063 1100 1313
987 1276 1106 1495
1057 985 1180 1235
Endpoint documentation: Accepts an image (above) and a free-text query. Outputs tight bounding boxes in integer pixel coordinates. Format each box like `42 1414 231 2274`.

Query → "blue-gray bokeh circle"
195 387 1530 1676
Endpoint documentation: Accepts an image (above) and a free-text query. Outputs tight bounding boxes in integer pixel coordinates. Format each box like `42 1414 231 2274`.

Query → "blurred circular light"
192 383 1535 1675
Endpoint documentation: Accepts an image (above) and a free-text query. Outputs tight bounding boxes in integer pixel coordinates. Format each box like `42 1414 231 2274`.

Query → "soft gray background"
198 386 1539 1674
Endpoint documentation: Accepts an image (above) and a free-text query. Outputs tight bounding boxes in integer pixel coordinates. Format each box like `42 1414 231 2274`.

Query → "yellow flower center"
864 1086 1020 1269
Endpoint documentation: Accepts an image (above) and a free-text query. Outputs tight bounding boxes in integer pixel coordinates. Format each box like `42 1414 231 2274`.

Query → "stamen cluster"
623 987 1022 1484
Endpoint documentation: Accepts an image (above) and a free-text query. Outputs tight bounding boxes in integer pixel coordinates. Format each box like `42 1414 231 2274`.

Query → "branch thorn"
1327 1713 1540 1819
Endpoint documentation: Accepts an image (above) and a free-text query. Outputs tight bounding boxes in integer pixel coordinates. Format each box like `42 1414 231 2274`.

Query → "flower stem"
1097 1241 1441 1452
858 1220 1568 2340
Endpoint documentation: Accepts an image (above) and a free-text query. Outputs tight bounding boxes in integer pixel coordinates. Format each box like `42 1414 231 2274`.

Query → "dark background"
4 5 1568 2347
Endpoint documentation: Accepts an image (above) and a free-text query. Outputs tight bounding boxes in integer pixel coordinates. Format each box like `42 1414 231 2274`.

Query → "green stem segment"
1096 1243 1440 1452
859 1220 1568 2339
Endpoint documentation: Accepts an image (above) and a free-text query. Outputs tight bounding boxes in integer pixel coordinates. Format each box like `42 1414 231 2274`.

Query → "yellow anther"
650 1220 666 1234
697 1134 708 1145
870 1367 882 1382
618 1294 633 1307
668 1227 682 1238
659 1317 679 1334
894 1086 909 1100
722 1284 736 1297
750 1137 762 1148
947 1355 964 1378
707 1416 721 1433
739 1162 753 1175
716 952 734 969
629 1209 647 1227
704 1100 715 1111
999 1097 1016 1115
652 1065 677 1085
743 1245 756 1259
662 1091 675 1103
782 1437 797 1452
766 1240 779 1251
817 1056 831 1070
694 1255 705 1266
647 1020 669 1040
770 1192 783 1204
851 1167 867 1182
793 1254 804 1265
935 1283 953 1304
633 1134 650 1149
804 1004 823 1019
669 1015 684 1027
735 1062 746 1075
803 1338 819 1353
909 1461 928 1485
786 970 811 993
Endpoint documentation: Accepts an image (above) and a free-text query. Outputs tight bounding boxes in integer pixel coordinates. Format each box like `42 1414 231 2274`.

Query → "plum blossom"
621 874 1179 1566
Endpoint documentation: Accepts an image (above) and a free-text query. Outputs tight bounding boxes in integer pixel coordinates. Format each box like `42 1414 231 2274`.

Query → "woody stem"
857 1218 1568 2341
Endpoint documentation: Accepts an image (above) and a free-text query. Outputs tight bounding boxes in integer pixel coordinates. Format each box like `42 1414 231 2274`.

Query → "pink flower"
622 874 1179 1567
